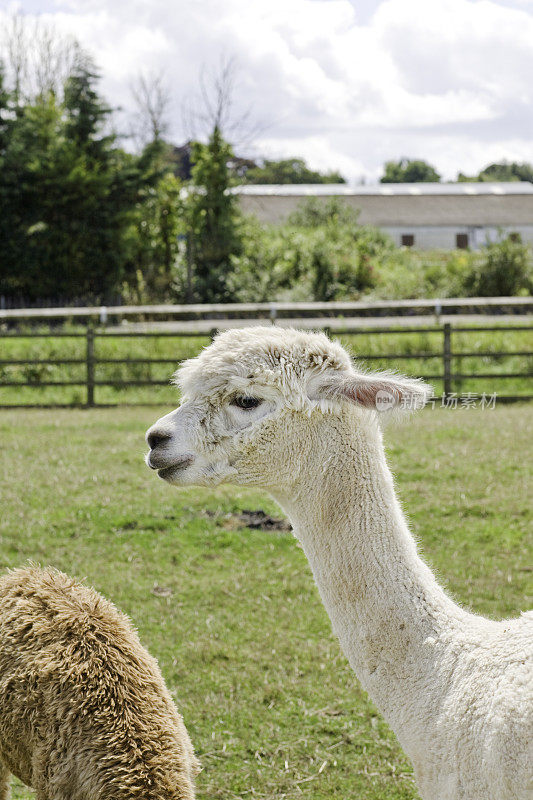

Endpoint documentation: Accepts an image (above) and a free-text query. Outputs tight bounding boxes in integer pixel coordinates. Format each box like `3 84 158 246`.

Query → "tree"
380 158 441 183
457 161 533 183
187 126 242 302
0 91 64 300
63 51 114 157
244 157 345 184
166 141 194 180
124 172 184 303
2 13 77 105
130 70 171 147
0 56 147 303
184 56 263 150
0 63 11 153
177 57 263 303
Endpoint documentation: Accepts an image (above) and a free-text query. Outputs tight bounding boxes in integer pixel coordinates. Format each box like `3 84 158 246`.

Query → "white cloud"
374 0 533 99
2 0 533 181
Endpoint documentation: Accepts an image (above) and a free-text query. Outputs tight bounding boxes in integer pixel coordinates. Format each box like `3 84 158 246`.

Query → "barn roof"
232 182 533 197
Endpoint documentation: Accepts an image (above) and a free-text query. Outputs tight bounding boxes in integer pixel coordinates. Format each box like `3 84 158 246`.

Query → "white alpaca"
146 326 532 800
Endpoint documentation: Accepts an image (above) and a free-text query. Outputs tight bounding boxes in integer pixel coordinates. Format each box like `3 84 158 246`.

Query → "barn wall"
237 193 533 249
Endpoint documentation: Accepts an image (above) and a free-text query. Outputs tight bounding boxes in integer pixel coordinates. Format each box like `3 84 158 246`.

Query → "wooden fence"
0 321 531 407
0 296 532 324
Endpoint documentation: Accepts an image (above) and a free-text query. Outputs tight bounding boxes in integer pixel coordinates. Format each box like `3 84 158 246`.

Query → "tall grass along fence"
0 321 531 407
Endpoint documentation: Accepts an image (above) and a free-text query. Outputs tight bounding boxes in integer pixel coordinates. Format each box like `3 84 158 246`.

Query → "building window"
401 234 415 247
456 233 469 249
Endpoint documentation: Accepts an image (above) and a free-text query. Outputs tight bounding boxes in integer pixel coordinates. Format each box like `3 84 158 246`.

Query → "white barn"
233 182 533 250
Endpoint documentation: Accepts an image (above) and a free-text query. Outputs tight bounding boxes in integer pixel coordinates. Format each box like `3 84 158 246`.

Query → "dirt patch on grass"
204 509 292 532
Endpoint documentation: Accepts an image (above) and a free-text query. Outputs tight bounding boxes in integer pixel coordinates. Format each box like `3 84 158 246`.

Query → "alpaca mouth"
157 457 194 480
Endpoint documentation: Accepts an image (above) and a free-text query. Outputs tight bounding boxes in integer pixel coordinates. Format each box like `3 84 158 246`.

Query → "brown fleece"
0 566 200 799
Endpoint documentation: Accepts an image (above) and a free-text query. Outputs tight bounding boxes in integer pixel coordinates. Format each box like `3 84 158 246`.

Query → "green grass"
0 323 531 405
0 405 531 799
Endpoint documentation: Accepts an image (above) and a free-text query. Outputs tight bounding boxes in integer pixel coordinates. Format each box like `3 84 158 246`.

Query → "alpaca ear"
313 371 432 412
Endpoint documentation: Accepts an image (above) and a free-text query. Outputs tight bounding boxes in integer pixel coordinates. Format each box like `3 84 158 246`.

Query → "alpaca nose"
147 430 172 450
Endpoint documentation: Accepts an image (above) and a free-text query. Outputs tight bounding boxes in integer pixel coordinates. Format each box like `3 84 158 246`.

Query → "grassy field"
0 323 531 405
0 404 531 799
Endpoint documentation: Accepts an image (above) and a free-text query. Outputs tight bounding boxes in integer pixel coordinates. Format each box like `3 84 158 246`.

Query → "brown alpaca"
0 566 200 799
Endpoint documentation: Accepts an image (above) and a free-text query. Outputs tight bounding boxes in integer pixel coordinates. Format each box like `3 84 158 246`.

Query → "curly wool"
147 326 533 800
0 566 199 800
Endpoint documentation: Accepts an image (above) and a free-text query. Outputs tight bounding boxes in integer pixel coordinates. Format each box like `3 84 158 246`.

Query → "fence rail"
0 321 531 407
0 296 532 324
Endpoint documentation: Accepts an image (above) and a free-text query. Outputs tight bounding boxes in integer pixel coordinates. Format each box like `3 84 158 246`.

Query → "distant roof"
232 182 533 197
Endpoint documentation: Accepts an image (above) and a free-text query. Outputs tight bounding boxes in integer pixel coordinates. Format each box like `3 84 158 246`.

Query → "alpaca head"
146 327 431 491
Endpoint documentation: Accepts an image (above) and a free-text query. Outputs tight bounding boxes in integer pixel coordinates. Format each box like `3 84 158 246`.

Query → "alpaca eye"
232 396 262 410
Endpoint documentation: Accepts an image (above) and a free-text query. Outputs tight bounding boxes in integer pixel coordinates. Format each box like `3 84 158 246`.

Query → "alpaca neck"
272 413 466 746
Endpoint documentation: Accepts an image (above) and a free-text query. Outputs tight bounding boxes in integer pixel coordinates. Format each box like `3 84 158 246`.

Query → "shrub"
462 234 533 296
367 249 479 300
230 199 395 302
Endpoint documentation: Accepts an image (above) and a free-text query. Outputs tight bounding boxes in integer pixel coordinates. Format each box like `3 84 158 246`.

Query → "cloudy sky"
3 0 533 182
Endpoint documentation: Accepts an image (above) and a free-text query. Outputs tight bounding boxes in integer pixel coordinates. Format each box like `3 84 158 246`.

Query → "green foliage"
463 234 533 296
124 172 185 303
0 56 147 304
287 197 360 227
63 51 113 157
369 237 533 300
2 39 531 309
231 199 393 302
458 161 533 183
226 216 290 302
369 250 479 300
0 66 10 154
244 157 346 184
232 199 533 303
187 127 243 302
380 158 441 183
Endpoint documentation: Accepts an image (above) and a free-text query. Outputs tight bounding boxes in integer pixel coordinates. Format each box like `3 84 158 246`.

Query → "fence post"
443 322 452 399
185 232 194 304
209 328 218 343
86 324 95 408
